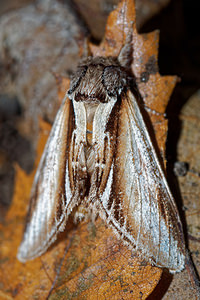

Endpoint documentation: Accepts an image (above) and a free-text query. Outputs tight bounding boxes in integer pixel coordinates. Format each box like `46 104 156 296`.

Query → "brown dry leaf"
0 0 179 299
73 0 171 40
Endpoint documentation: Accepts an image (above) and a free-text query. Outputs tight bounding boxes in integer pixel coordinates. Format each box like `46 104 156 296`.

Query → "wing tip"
17 246 31 263
17 240 38 263
168 253 185 274
17 241 46 263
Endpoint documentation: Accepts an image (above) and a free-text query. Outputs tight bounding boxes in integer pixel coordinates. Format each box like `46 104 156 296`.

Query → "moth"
17 35 185 273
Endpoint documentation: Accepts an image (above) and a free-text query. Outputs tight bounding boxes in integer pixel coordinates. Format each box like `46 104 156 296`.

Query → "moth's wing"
98 90 185 272
17 95 75 262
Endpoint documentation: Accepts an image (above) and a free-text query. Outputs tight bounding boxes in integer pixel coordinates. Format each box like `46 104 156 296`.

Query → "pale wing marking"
98 90 185 272
17 95 74 262
125 92 173 263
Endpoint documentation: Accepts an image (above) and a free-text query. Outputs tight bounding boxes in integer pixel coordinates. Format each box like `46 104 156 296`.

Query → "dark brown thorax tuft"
68 56 128 103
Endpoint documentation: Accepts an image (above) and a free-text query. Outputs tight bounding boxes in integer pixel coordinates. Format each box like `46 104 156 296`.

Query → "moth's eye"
102 66 127 97
68 66 88 94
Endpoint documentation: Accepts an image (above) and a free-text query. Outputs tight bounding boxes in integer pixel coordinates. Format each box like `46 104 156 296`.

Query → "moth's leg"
70 130 75 177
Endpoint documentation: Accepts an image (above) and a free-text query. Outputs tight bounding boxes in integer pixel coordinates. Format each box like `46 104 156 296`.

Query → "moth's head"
68 33 133 102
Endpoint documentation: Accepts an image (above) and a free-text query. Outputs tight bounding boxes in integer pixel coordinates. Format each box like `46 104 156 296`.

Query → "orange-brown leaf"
0 0 178 299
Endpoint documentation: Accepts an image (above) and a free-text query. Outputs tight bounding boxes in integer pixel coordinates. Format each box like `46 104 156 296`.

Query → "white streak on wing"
72 99 87 143
17 95 73 262
125 91 184 271
100 163 135 243
127 91 172 204
65 160 72 201
101 163 113 209
127 99 169 253
99 91 184 272
93 97 117 145
127 96 170 249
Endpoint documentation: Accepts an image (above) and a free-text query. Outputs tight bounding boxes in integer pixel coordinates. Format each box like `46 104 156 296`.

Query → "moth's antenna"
118 24 133 68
